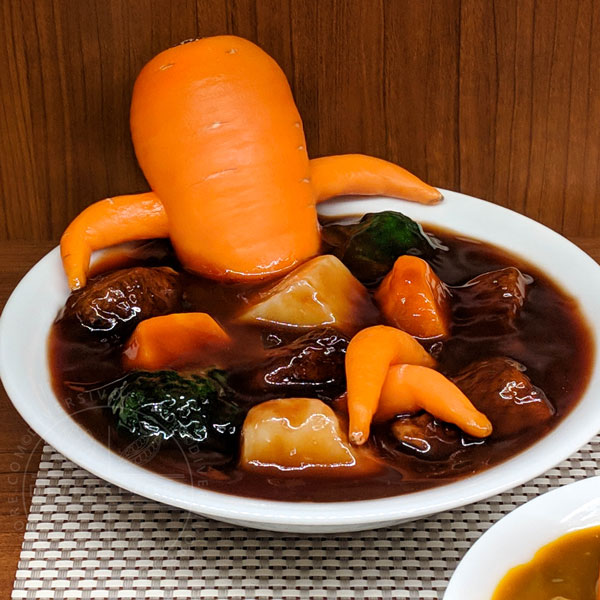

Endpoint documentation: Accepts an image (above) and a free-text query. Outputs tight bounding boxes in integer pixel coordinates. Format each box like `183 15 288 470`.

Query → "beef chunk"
230 328 349 401
452 357 554 439
454 267 530 332
389 413 464 461
60 266 182 335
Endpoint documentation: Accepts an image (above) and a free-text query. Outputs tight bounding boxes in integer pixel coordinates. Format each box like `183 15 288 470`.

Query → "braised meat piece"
454 267 530 332
60 266 182 335
230 328 349 401
453 357 554 439
389 412 464 461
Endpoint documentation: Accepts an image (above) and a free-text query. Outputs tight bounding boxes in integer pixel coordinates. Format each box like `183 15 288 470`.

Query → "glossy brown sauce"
48 226 594 502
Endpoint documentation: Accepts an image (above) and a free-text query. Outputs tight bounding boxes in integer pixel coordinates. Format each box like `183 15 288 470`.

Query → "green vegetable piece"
107 369 244 453
321 211 436 283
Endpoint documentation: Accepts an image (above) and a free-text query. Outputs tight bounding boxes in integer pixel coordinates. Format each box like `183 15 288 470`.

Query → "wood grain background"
1 0 599 241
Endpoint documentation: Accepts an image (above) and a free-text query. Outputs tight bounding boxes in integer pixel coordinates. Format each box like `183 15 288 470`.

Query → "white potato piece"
240 398 378 476
237 255 376 334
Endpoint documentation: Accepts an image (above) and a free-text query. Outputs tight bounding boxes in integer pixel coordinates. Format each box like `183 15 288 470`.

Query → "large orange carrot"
345 325 436 445
375 255 450 338
61 36 444 288
123 312 231 371
130 36 320 282
310 155 443 205
377 364 492 437
60 192 168 289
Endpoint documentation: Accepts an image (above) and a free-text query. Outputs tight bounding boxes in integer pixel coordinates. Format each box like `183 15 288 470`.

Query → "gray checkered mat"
12 440 600 599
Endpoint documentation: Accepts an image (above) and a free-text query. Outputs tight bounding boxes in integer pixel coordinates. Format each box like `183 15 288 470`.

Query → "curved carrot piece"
309 154 443 205
377 364 492 438
345 325 436 445
123 312 231 371
131 36 320 281
60 192 168 290
375 256 450 338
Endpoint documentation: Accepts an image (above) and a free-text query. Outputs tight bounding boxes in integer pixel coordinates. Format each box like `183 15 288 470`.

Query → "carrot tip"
350 430 367 446
421 190 443 204
464 416 493 438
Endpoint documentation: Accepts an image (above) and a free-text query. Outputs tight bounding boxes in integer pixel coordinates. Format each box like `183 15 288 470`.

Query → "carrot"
61 37 446 288
60 192 168 290
345 325 436 445
374 255 450 338
376 364 492 438
122 313 231 371
129 35 321 282
310 155 443 205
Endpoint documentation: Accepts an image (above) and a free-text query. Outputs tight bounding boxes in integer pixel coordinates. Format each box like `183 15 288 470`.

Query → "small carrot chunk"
123 313 231 371
374 255 450 338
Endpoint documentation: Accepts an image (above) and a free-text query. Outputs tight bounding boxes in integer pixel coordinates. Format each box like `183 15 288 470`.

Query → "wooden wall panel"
459 0 600 236
383 0 460 188
1 0 599 241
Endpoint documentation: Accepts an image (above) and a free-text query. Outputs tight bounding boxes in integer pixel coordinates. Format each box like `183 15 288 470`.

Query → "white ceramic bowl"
1 190 600 533
444 476 600 599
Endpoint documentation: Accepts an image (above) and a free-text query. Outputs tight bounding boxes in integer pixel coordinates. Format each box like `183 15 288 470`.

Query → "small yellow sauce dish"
445 477 600 600
493 525 600 600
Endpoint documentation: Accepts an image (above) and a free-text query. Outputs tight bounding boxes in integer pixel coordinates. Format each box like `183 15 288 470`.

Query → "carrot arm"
377 364 492 438
309 154 443 205
345 325 436 445
60 192 168 290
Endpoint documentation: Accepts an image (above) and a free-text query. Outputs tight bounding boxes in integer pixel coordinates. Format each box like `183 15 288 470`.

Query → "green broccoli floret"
107 369 244 453
321 211 437 284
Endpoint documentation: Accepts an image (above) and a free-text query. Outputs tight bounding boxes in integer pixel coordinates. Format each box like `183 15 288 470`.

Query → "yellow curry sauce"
492 525 600 600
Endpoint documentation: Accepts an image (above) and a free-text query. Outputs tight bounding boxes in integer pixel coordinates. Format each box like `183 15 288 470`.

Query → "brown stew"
48 223 594 502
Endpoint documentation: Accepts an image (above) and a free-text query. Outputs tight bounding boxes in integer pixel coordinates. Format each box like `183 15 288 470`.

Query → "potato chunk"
237 255 377 335
240 398 376 475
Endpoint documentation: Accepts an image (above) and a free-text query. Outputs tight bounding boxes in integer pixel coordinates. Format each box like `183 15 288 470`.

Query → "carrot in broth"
377 364 492 438
123 313 231 371
345 325 436 445
375 256 450 339
60 36 443 290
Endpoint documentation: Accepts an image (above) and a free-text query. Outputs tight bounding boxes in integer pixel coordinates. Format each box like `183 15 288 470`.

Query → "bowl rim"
443 476 600 599
2 188 600 530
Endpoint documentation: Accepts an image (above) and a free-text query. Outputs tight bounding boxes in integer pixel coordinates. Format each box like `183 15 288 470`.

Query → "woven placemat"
11 439 600 599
